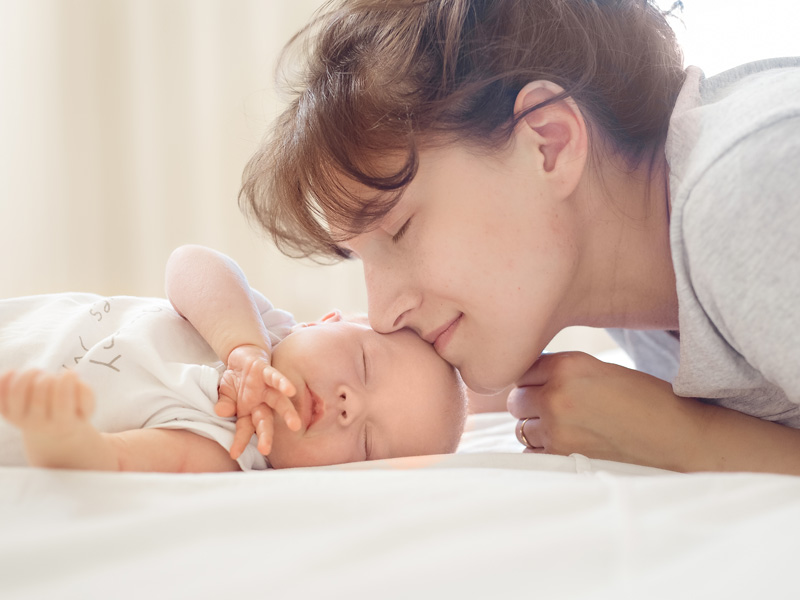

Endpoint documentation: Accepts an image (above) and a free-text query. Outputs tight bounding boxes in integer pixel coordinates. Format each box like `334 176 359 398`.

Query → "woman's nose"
363 261 419 334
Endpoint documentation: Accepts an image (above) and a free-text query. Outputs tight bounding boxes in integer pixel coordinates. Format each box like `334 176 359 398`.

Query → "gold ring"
519 417 534 449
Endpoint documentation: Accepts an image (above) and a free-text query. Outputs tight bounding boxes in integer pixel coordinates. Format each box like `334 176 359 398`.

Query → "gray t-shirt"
609 58 800 426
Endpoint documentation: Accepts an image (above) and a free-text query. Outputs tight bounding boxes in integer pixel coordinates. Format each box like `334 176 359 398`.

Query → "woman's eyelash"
391 218 411 243
333 245 354 259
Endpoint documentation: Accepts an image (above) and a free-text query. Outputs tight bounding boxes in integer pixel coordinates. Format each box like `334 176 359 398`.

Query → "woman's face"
342 141 582 393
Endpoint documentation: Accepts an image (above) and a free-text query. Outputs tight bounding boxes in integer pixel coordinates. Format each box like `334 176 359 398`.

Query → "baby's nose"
334 388 363 426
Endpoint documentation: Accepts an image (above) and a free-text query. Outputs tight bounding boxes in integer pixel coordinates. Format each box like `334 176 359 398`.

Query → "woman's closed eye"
333 244 355 259
391 218 411 243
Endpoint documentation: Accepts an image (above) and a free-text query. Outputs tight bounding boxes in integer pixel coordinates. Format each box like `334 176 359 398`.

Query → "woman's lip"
433 313 462 353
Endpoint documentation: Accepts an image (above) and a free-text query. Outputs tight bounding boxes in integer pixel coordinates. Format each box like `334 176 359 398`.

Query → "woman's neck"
568 150 679 331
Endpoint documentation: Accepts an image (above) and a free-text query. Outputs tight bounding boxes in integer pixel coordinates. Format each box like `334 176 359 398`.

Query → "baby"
0 246 466 471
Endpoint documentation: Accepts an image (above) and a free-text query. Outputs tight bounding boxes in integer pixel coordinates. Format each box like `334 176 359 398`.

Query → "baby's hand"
216 344 300 459
0 369 94 434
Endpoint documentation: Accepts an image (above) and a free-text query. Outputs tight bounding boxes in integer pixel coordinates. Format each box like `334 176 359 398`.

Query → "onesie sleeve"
681 116 800 404
250 288 296 346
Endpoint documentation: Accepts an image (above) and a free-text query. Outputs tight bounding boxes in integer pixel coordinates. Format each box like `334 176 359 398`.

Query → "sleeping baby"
0 245 466 472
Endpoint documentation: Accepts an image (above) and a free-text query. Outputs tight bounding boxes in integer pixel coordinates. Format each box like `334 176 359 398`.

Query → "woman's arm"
507 352 800 475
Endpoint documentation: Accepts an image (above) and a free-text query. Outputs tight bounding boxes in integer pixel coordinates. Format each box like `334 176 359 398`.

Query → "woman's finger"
507 384 543 419
516 416 543 450
515 351 595 387
514 353 558 387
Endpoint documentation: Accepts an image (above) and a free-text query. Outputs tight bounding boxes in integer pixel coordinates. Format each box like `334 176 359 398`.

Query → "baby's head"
267 311 466 468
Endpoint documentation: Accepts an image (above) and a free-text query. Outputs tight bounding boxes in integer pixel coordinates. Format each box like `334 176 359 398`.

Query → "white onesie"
0 292 295 470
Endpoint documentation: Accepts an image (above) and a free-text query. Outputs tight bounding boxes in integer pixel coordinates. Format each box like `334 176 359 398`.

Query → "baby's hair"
240 0 685 260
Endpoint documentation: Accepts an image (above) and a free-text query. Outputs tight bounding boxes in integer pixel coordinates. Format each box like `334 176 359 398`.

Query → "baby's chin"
265 451 291 469
265 445 333 470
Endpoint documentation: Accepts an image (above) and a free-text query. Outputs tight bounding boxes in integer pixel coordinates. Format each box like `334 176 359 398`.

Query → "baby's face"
267 318 461 468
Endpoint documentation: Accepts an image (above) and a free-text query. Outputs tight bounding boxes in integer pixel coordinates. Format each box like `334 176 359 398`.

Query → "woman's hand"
507 352 707 471
217 344 300 459
508 351 800 475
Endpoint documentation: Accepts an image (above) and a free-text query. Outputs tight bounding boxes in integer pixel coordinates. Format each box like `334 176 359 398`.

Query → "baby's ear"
318 310 342 324
293 310 342 332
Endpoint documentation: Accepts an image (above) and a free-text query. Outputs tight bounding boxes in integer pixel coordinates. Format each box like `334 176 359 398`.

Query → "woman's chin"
459 364 514 396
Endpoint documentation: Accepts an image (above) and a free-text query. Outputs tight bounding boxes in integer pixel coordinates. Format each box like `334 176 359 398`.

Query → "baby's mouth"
305 385 325 431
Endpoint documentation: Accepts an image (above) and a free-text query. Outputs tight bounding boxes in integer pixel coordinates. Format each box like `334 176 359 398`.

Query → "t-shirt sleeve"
681 116 800 404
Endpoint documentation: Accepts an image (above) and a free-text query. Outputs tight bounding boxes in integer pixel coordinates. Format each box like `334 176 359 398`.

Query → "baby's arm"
165 245 300 455
165 244 273 363
0 369 238 472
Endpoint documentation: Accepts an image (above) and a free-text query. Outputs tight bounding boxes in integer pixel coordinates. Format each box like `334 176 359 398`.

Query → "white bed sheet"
2 409 800 600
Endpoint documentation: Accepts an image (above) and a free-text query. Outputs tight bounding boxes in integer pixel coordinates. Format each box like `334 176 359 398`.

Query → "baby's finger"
51 371 78 421
37 373 60 422
261 368 301 431
28 373 54 423
0 370 15 415
216 372 239 417
230 417 255 460
252 404 275 455
263 368 297 397
215 395 237 418
6 369 41 423
268 391 302 432
75 374 95 420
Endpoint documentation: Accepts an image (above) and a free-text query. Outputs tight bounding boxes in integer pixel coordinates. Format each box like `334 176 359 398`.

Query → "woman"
240 0 800 474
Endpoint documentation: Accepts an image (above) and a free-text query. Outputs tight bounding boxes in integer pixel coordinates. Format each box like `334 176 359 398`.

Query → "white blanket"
2 411 800 600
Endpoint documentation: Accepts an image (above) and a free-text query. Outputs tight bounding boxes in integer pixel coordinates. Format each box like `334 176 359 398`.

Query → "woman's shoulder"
700 57 800 102
667 61 800 340
668 59 800 238
667 59 800 179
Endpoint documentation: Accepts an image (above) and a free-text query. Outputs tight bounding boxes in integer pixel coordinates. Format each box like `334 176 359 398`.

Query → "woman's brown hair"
240 0 685 260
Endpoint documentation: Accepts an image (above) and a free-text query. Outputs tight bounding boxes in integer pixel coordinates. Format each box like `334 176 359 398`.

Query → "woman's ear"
513 80 588 185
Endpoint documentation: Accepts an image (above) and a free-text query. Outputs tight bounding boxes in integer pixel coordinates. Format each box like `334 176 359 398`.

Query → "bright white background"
0 0 798 351
672 0 800 75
